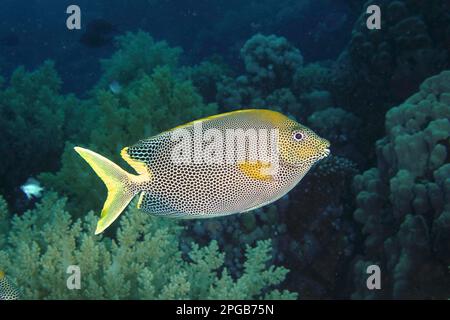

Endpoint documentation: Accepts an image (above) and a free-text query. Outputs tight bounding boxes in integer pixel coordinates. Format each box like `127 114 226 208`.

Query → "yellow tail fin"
74 147 143 235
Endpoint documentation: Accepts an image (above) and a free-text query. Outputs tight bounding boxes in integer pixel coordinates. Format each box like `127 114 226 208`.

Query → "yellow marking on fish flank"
121 147 150 177
0 270 5 279
238 161 274 181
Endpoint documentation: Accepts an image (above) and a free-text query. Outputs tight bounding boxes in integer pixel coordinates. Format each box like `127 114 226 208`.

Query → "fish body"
20 178 43 200
75 109 330 234
0 271 20 300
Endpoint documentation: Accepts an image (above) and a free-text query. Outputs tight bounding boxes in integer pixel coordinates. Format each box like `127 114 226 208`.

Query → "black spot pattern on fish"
124 110 330 218
0 277 21 300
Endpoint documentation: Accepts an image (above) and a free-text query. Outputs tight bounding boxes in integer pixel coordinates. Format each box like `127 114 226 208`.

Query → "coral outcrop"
331 0 450 159
216 34 303 118
352 70 450 299
240 33 303 92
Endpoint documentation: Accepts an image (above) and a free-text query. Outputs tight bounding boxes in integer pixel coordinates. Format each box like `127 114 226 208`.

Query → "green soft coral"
180 58 232 103
0 61 83 196
0 195 9 248
0 193 297 300
99 30 182 86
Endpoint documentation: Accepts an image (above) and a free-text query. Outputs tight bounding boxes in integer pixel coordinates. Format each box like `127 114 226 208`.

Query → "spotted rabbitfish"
0 270 20 300
75 109 330 234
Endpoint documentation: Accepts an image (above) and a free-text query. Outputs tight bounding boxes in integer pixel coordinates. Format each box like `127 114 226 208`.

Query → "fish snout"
318 138 331 159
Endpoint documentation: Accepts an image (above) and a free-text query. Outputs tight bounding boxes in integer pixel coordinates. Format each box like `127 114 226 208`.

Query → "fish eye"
292 131 305 141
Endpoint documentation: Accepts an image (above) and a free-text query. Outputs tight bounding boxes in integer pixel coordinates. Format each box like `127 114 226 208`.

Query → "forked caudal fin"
74 147 148 235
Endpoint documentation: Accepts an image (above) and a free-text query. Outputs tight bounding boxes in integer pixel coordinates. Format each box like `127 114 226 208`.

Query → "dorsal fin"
168 109 284 132
121 147 150 176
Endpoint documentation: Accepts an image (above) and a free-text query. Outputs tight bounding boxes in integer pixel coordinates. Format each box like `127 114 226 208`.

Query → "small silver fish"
109 80 122 94
20 178 43 200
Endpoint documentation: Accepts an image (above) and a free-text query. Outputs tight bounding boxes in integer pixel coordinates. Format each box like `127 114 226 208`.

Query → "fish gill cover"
0 0 449 300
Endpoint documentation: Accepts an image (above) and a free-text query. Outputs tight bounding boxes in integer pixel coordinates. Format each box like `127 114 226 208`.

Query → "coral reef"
99 30 182 87
1 0 449 300
293 62 333 95
180 57 232 104
212 33 364 298
284 154 359 298
352 70 450 299
216 34 304 121
331 0 450 160
0 193 297 300
240 33 303 92
181 203 291 279
179 154 360 299
307 108 362 161
0 61 85 208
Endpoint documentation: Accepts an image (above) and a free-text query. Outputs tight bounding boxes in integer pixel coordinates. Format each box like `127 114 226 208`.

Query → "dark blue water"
0 0 354 94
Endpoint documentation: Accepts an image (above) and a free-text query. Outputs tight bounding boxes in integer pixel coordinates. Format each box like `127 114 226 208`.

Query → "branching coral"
0 61 84 203
180 58 232 103
0 193 297 300
99 31 182 86
240 33 303 92
216 33 303 116
181 203 291 279
293 62 332 94
308 108 360 145
352 70 450 299
0 195 9 248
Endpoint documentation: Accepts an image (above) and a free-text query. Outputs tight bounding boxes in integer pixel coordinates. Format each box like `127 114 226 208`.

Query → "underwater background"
0 0 449 299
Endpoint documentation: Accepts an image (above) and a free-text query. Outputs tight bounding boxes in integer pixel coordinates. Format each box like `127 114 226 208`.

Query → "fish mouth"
320 148 331 159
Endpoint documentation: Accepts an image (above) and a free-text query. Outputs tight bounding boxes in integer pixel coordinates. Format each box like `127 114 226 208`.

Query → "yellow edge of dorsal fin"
121 147 151 177
168 109 281 132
